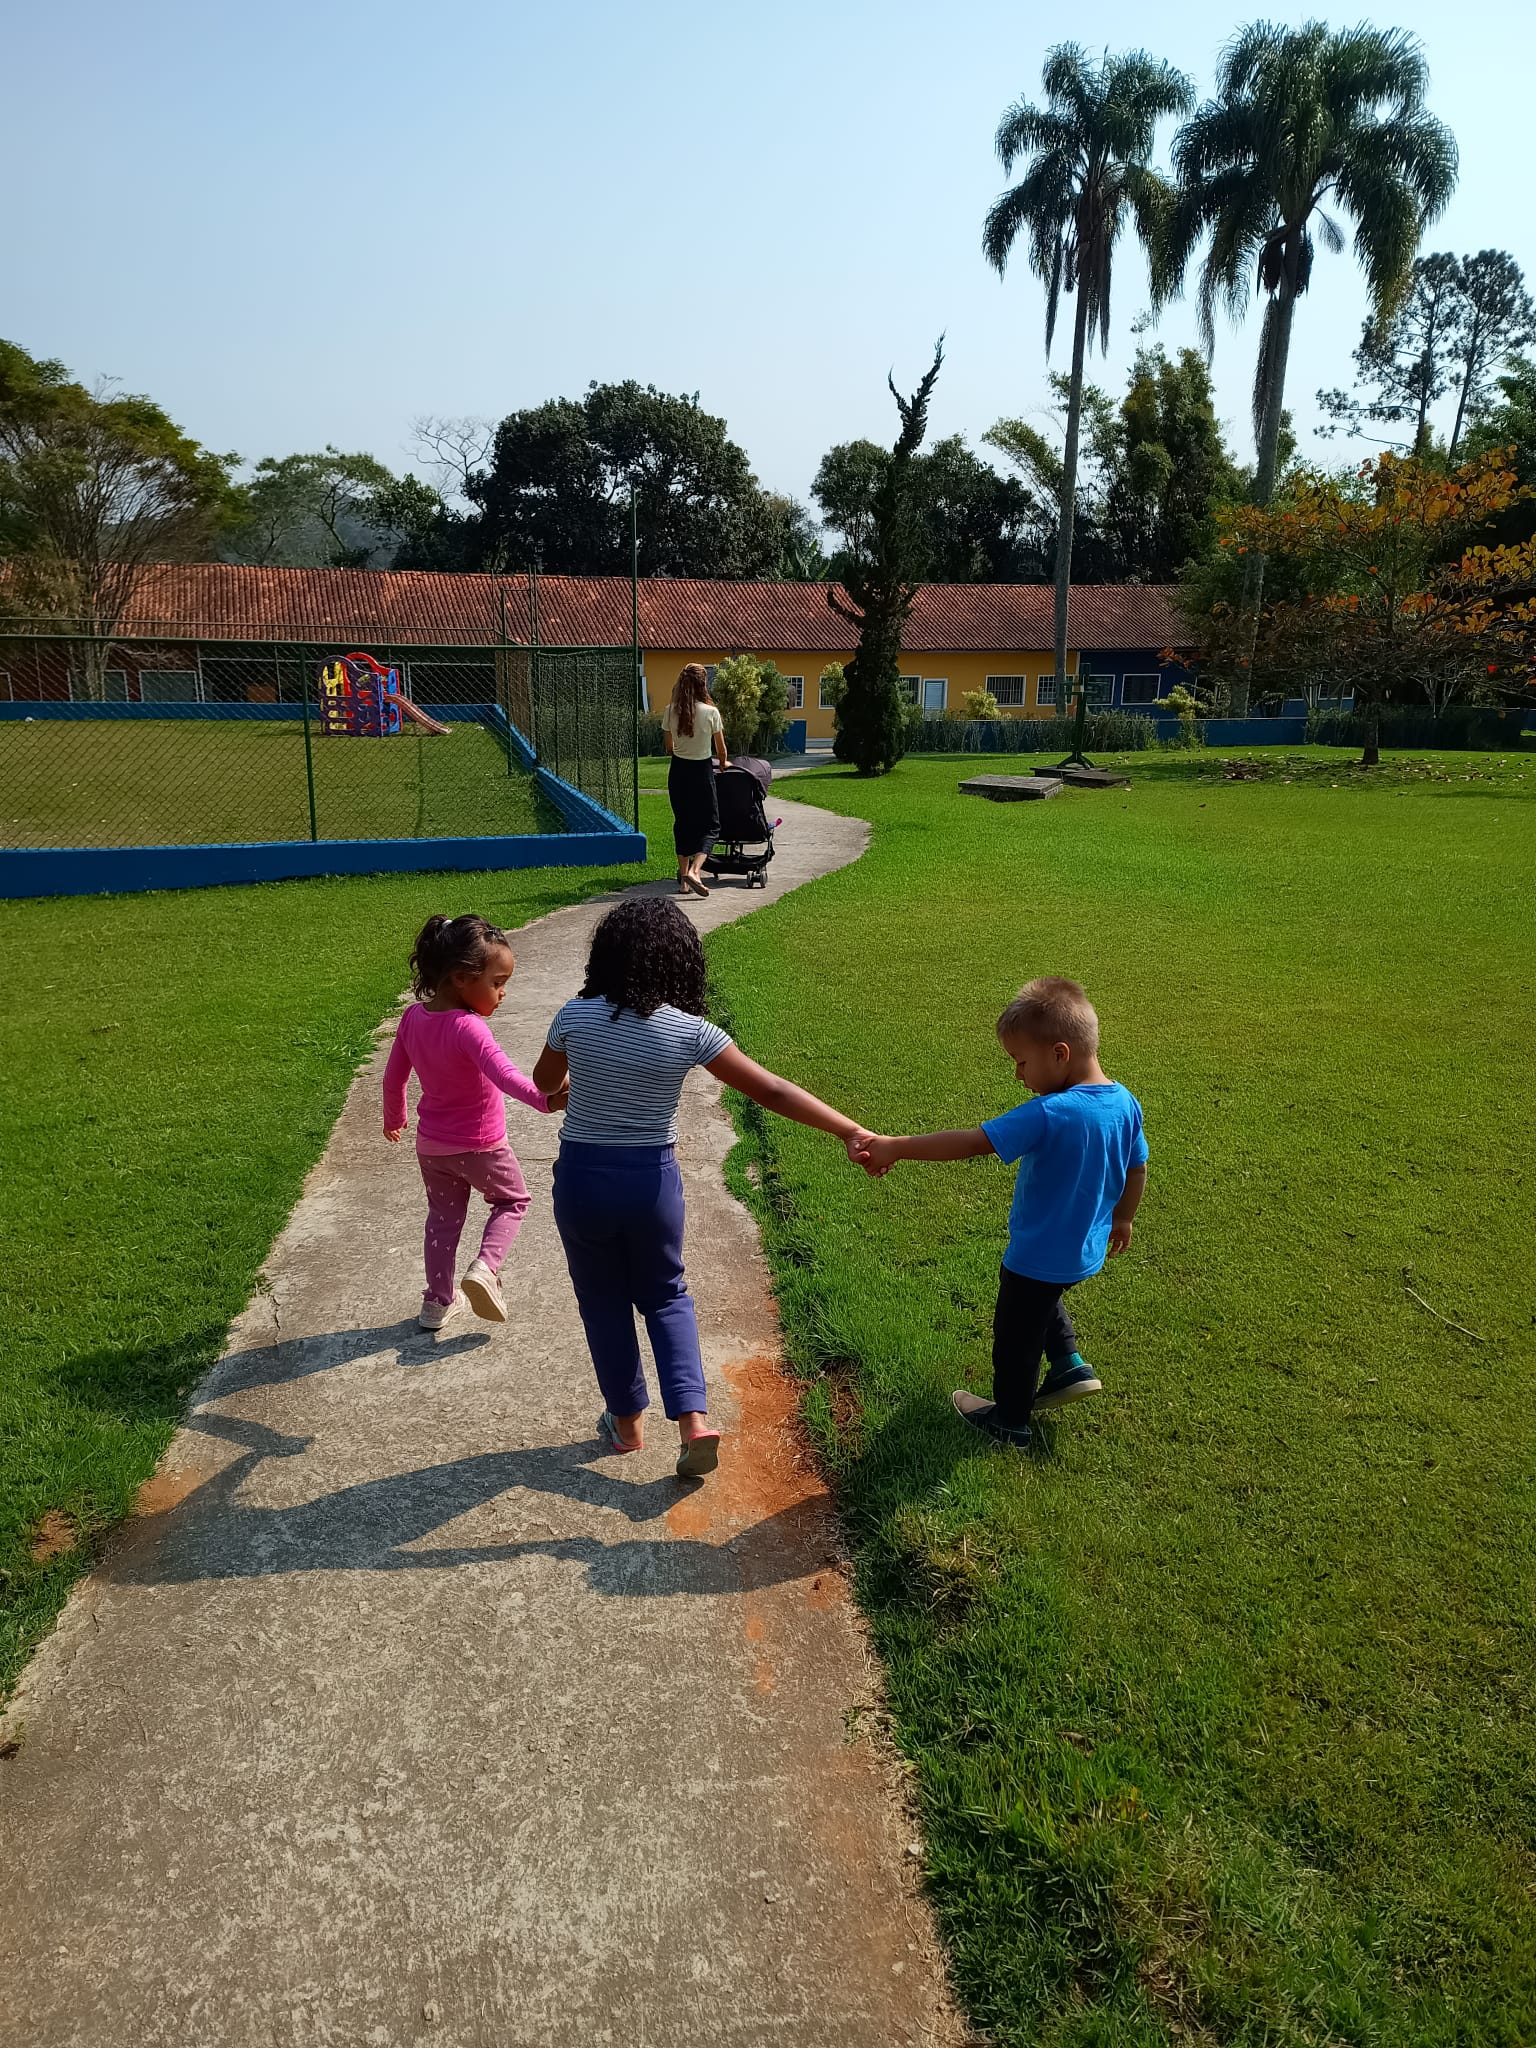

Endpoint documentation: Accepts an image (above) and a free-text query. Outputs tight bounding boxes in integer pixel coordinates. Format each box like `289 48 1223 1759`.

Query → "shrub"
750 660 791 758
638 711 667 756
711 655 765 755
961 688 1001 720
906 713 1157 754
1162 684 1205 749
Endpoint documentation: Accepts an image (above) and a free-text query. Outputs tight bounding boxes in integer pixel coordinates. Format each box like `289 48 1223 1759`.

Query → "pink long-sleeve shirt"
382 1004 549 1154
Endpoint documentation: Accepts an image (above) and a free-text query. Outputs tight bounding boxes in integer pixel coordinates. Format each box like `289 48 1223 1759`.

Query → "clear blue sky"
9 0 1533 513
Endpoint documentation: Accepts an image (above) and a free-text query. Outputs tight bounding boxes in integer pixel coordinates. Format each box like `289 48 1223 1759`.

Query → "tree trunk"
1361 709 1380 768
1233 282 1299 716
1052 289 1092 717
1448 346 1476 462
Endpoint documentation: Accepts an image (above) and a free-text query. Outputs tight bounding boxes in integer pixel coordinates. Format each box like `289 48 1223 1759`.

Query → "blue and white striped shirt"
547 997 733 1147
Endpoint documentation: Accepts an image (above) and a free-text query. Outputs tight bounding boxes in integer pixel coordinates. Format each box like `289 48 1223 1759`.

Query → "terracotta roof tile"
24 563 1186 653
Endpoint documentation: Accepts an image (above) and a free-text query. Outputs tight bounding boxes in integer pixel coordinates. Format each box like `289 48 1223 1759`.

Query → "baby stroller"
705 757 776 889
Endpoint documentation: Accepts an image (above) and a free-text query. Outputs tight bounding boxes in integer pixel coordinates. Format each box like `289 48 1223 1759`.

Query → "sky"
8 0 1534 519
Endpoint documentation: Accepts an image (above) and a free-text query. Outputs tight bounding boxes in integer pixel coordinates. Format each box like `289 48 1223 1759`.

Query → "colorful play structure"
317 652 451 737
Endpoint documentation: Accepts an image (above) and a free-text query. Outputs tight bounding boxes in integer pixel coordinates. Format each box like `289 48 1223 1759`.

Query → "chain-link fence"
0 631 640 850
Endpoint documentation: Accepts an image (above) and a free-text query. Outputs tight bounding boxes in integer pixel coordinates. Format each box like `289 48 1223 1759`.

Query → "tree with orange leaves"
1200 448 1536 754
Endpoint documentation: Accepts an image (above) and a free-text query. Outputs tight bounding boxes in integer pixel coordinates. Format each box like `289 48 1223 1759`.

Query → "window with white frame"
1035 674 1059 707
782 675 804 710
898 675 922 701
704 664 718 688
921 678 947 713
1121 672 1161 704
987 675 1027 707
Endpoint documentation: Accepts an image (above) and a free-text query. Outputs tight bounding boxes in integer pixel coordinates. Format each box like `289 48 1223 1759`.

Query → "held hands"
543 1083 571 1113
844 1128 896 1177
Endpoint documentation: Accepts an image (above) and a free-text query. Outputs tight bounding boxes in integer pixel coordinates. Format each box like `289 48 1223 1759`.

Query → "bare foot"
600 1410 644 1452
677 1411 711 1443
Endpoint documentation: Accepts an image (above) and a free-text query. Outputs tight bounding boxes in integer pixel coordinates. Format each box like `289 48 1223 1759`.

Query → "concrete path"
0 799 963 2048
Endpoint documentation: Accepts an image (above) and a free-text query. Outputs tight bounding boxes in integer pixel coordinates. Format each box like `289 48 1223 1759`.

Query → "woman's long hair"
579 897 709 1020
670 662 710 739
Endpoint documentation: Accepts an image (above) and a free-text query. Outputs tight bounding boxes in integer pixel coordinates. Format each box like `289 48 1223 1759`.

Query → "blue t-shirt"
982 1082 1148 1285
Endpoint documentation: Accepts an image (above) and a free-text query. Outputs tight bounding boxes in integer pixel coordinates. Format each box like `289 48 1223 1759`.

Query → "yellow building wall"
643 648 1082 739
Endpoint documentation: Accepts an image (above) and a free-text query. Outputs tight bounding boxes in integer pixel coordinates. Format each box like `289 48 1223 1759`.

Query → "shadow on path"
111 1411 833 1598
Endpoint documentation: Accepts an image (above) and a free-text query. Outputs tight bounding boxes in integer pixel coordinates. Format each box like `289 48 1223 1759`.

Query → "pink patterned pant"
417 1145 531 1305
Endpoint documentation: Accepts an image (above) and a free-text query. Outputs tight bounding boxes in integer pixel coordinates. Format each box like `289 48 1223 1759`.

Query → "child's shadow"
111 1410 832 1600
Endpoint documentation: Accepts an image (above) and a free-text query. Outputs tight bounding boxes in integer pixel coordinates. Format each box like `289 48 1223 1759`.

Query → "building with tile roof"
1 565 1188 732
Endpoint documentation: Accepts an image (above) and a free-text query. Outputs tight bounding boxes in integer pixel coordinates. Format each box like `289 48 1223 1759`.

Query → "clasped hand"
844 1129 895 1177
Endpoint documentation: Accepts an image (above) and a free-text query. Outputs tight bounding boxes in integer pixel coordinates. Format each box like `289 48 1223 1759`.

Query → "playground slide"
397 695 451 737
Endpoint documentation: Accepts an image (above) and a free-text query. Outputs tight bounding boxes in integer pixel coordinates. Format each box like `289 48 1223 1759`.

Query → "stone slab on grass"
1035 764 1132 790
959 773 1065 802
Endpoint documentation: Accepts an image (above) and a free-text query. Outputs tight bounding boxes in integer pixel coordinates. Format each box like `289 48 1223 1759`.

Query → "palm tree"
1160 22 1457 708
984 45 1193 706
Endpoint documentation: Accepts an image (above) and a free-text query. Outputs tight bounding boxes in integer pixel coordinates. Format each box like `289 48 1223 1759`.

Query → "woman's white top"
663 700 723 760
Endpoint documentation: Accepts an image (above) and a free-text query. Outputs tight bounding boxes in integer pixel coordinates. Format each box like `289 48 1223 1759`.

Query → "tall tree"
829 343 944 776
1446 250 1536 458
466 381 782 579
1317 251 1463 451
0 339 238 695
1160 23 1457 709
983 44 1193 699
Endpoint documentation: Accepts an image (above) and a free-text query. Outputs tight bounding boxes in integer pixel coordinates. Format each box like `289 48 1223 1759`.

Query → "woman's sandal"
597 1410 642 1454
675 1430 722 1480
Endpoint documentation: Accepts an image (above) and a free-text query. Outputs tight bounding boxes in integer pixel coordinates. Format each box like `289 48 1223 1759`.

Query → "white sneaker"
461 1258 507 1323
418 1292 463 1332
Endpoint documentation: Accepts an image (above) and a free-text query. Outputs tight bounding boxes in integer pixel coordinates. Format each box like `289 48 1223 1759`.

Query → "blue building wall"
1079 648 1191 707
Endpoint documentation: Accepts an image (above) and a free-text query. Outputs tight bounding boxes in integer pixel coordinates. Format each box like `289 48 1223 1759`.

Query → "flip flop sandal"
597 1410 641 1454
675 1431 722 1480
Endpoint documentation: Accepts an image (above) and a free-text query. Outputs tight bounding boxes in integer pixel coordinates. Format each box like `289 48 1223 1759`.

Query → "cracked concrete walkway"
0 798 961 2048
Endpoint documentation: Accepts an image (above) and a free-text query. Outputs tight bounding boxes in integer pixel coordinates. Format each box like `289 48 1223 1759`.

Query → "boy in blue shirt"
861 977 1147 1448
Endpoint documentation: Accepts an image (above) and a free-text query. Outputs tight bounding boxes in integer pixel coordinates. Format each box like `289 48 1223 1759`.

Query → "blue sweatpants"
551 1141 708 1420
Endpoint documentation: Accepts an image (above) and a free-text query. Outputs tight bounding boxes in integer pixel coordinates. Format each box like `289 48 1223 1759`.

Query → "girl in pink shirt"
383 914 561 1330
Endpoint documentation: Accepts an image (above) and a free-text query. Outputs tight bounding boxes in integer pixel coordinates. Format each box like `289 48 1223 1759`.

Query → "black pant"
992 1266 1078 1427
668 754 719 857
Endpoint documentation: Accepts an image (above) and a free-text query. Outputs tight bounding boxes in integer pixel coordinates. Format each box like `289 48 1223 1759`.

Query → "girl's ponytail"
410 913 504 998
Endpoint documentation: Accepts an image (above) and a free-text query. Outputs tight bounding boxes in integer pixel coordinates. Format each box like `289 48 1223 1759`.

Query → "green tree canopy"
0 338 239 693
224 447 437 569
812 433 1048 583
465 381 786 579
987 345 1240 583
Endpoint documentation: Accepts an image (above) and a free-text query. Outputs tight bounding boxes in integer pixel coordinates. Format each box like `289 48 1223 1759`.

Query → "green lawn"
705 748 1536 2045
1 716 557 847
0 795 670 1694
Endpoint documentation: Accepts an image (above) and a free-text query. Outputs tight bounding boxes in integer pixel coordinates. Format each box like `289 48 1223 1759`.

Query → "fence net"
0 633 639 850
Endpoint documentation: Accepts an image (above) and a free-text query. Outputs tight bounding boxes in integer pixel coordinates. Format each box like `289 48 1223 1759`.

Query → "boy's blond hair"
997 976 1099 1054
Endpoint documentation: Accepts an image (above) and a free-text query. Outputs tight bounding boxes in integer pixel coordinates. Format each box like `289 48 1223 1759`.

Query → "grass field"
0 795 671 1695
705 748 1536 2045
1 716 557 847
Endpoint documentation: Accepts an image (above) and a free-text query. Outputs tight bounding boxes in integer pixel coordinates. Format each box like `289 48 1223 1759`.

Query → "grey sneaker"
1033 1354 1103 1411
418 1292 463 1332
461 1258 507 1322
951 1389 1031 1448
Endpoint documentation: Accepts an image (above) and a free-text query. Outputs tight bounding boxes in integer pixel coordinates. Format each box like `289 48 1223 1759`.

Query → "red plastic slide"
397 695 451 737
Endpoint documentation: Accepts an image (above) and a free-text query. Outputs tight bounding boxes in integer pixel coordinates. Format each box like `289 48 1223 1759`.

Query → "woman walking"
662 662 728 898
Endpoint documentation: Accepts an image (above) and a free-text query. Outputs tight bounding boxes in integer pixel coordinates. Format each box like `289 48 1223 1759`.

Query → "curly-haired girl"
533 895 870 1480
384 914 564 1331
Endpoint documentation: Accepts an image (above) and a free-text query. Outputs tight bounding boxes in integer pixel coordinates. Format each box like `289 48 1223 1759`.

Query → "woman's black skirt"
668 754 719 857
